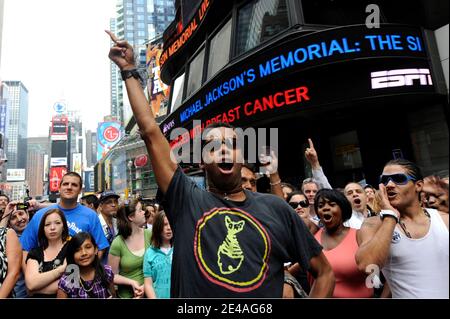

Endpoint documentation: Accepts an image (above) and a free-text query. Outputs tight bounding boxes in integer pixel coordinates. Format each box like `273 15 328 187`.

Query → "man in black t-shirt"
108 31 335 298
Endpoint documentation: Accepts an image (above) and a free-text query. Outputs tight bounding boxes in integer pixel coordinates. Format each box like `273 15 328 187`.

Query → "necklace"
399 209 431 239
79 277 94 292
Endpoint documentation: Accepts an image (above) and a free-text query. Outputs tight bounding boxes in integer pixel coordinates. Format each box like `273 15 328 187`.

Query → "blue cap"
99 190 119 203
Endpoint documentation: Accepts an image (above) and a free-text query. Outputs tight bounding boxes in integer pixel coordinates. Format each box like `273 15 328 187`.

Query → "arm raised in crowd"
305 139 332 189
355 184 398 273
106 31 177 194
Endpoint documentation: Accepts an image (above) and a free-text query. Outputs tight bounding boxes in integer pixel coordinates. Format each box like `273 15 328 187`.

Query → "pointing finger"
308 138 315 149
105 30 119 44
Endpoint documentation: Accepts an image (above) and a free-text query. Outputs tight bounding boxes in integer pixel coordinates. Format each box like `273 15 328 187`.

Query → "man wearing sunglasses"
108 32 335 298
356 159 449 298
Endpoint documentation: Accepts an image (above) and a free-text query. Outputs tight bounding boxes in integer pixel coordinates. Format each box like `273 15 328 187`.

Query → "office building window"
171 73 185 112
186 48 205 98
236 0 289 56
207 20 232 80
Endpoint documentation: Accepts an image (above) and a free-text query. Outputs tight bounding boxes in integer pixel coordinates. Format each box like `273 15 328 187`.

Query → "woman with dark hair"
311 189 373 298
143 210 173 298
108 199 150 298
25 209 69 298
58 232 115 298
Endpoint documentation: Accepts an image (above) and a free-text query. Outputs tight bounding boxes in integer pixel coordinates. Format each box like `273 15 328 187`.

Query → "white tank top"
382 209 449 298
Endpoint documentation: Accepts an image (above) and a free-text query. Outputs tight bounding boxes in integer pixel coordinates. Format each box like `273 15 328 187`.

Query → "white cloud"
1 0 117 137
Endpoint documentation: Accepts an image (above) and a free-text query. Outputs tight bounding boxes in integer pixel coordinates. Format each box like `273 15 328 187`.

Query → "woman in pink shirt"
311 189 373 298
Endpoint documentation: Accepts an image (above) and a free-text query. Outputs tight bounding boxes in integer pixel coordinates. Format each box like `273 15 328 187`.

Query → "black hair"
38 209 69 249
314 189 353 222
66 232 109 289
80 194 99 209
384 159 423 181
286 190 308 203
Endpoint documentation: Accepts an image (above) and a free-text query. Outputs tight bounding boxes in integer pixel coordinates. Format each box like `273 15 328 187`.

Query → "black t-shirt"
165 167 323 298
26 243 68 298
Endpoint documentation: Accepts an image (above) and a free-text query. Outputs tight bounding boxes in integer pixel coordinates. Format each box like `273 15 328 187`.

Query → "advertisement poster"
147 42 171 117
97 122 123 161
49 166 67 193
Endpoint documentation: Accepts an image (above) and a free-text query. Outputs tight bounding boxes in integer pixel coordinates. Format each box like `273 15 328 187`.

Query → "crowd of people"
0 31 448 299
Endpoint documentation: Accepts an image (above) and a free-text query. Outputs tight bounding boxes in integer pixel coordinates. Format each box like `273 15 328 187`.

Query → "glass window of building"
207 20 232 80
136 0 145 4
147 0 155 13
186 48 205 98
171 73 186 112
137 6 145 13
236 0 289 56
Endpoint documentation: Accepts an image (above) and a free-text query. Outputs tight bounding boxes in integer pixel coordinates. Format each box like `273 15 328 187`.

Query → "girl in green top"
108 199 151 298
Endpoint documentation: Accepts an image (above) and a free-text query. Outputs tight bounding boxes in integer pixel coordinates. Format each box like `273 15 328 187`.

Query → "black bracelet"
121 69 140 81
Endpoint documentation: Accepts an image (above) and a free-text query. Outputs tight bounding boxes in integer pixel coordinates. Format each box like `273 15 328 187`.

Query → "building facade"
0 0 4 69
111 0 175 126
26 137 49 197
4 81 28 170
158 0 449 187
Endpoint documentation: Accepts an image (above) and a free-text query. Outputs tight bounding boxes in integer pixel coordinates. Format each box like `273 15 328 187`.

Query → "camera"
16 201 30 211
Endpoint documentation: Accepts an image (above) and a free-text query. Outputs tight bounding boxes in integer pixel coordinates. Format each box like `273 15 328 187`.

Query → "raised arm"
305 139 332 189
355 184 399 272
107 31 177 194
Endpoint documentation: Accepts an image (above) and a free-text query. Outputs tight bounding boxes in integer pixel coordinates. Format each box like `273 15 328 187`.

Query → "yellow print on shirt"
217 216 245 275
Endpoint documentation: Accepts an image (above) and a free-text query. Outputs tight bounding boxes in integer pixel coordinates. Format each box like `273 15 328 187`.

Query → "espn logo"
371 68 433 89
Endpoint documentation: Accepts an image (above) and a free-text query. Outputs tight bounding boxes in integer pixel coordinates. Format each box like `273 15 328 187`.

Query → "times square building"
153 0 449 190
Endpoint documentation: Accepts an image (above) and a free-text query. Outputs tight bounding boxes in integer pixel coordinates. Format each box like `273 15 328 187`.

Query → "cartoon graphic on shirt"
194 207 271 293
217 217 245 275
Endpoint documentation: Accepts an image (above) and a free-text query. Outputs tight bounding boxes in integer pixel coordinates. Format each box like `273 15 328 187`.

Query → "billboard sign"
84 170 94 193
49 166 67 193
6 169 26 182
72 153 82 175
53 101 67 114
50 157 67 167
97 122 123 161
51 116 68 140
0 99 8 137
147 42 171 117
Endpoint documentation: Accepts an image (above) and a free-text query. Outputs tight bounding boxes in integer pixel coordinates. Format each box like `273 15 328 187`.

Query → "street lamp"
127 160 133 198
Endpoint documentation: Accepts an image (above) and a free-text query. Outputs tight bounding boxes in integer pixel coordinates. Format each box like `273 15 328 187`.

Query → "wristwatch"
379 210 400 223
121 68 147 89
121 68 140 81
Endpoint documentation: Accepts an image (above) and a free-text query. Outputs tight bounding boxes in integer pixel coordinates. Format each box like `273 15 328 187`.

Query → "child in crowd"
57 232 116 298
143 211 173 298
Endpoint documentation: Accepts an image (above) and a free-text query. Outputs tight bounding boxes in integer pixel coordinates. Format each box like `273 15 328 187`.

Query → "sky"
0 0 117 137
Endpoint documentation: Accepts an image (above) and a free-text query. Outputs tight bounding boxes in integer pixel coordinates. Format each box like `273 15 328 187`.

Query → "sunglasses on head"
379 173 417 186
289 200 309 209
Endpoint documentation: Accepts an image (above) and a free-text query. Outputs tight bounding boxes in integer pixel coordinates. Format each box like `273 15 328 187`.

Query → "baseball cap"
99 190 120 203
